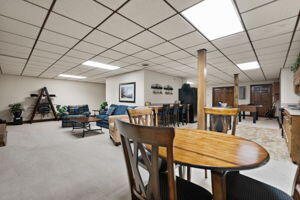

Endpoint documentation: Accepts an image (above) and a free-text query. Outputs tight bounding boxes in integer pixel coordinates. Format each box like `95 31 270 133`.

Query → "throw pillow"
106 107 116 116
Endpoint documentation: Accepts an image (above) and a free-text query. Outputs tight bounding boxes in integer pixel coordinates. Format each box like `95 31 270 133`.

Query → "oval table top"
158 129 270 171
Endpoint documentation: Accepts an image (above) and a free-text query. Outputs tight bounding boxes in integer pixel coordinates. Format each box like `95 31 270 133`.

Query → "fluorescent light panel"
237 61 260 70
182 0 244 40
83 61 120 70
186 81 194 84
59 74 86 79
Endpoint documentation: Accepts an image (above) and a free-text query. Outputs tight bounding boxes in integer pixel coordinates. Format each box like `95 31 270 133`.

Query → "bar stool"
171 104 180 127
160 104 170 126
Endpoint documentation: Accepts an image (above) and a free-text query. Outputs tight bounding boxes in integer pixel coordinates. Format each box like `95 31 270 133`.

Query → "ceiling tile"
25 0 53 9
65 49 93 60
248 17 297 41
91 55 114 64
222 43 252 55
253 32 293 49
54 0 112 27
119 0 176 28
128 31 165 48
35 41 69 54
29 55 56 64
165 50 190 60
84 30 122 48
0 15 39 38
166 0 204 11
74 41 106 55
100 49 127 60
242 0 300 29
256 43 289 56
149 42 180 55
162 61 182 68
98 13 143 39
32 49 62 60
133 50 158 60
39 29 79 48
0 30 35 48
235 0 275 13
150 15 195 40
0 41 31 58
228 51 256 64
112 41 143 55
60 55 85 64
212 32 249 49
170 31 207 49
94 0 127 10
119 56 143 64
1 0 47 26
177 56 197 64
148 56 173 64
45 13 92 39
109 60 130 68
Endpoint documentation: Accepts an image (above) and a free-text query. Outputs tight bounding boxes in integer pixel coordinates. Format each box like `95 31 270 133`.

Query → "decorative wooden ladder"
30 87 57 123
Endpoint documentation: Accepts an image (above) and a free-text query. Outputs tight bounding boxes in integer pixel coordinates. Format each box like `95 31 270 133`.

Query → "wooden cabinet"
282 109 300 163
0 124 7 146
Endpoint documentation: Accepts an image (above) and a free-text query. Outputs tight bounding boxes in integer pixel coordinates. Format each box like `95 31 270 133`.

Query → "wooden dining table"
156 129 270 200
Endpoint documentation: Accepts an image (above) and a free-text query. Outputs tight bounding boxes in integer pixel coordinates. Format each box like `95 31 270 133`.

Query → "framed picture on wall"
119 82 136 103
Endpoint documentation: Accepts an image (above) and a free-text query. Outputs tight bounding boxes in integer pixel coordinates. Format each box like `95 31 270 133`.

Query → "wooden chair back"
127 108 157 126
293 165 300 200
204 107 239 135
115 120 176 200
145 101 151 106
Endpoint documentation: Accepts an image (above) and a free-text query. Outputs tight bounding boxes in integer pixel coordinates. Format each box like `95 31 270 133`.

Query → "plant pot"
13 111 22 118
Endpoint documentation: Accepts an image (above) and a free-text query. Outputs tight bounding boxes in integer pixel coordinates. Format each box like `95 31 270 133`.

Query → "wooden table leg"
253 112 256 123
238 111 241 122
211 170 227 200
243 111 245 119
154 108 158 126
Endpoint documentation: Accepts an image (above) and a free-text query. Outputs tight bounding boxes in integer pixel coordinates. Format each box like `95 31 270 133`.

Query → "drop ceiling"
0 0 299 85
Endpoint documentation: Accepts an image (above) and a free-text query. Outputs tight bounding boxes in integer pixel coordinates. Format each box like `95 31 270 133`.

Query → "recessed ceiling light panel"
58 74 86 79
83 60 120 70
182 0 244 40
237 61 260 70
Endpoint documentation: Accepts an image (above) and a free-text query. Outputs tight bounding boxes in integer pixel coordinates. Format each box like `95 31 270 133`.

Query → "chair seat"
159 173 213 200
227 172 292 200
138 151 167 172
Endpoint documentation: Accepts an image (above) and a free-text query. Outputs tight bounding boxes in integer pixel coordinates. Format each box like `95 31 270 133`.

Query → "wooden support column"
197 49 207 130
234 74 239 108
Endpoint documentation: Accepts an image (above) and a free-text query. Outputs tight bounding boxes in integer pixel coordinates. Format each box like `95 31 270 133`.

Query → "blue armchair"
96 104 136 129
61 105 90 127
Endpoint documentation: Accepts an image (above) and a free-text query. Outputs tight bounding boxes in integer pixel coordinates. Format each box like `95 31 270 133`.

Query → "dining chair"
186 107 239 180
127 108 157 126
171 104 180 127
204 107 239 136
115 120 213 200
226 164 300 200
180 104 188 125
160 104 171 126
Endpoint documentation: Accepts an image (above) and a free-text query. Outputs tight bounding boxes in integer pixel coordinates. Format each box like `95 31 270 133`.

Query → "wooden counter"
282 109 300 163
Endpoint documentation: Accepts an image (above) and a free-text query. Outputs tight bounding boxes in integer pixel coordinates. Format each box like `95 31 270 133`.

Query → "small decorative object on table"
9 103 24 125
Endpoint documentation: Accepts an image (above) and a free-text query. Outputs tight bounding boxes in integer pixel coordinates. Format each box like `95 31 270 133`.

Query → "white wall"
144 70 183 104
105 70 145 106
280 68 300 105
0 74 106 122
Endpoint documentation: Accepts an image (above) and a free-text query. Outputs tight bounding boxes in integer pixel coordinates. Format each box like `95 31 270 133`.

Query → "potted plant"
56 105 68 117
291 52 300 73
100 101 108 110
9 103 24 118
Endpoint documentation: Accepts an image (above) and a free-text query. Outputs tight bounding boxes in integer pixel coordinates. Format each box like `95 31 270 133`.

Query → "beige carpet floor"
0 117 297 200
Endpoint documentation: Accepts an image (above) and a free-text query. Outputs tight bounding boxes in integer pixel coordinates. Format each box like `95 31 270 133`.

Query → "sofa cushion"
106 106 116 116
79 105 89 113
114 105 129 115
68 106 80 115
96 114 109 121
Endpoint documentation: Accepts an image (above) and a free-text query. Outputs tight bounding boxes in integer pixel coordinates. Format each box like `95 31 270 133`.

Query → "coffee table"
71 117 103 137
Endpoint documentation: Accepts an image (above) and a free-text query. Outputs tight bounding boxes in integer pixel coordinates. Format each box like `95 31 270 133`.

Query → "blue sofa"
96 104 136 129
61 105 90 127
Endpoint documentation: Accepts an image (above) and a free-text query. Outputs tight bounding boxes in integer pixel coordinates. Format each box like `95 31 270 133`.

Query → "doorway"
250 84 273 117
212 87 234 107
